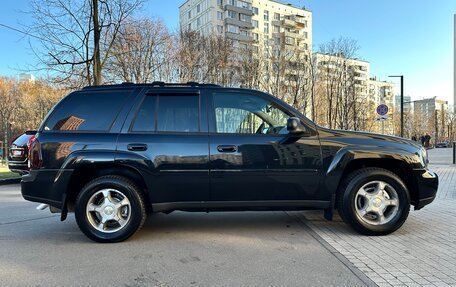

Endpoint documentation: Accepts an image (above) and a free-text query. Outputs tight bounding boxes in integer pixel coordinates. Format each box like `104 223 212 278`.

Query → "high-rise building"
394 94 411 113
413 97 449 141
368 78 395 134
314 53 370 97
179 0 312 53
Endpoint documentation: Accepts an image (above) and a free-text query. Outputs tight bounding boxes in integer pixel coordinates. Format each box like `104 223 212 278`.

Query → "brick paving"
298 162 456 287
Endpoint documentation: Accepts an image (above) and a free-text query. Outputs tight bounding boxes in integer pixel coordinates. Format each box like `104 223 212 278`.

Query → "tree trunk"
92 0 102 85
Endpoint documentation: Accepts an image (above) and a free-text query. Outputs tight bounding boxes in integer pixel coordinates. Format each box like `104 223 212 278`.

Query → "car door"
208 90 322 202
116 88 210 205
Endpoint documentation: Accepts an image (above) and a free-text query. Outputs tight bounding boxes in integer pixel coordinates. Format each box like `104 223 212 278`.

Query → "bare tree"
106 18 175 83
316 38 361 129
28 0 143 87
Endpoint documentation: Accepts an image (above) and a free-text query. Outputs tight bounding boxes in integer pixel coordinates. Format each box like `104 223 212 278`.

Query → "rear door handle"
127 143 148 151
217 145 238 153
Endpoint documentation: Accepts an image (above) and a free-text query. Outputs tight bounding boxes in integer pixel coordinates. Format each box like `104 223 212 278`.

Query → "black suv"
21 82 438 242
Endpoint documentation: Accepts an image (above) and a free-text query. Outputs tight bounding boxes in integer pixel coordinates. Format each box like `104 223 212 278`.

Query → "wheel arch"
332 157 419 207
64 162 152 214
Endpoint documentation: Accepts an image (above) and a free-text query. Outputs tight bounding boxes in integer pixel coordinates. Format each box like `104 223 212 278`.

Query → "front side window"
213 93 291 135
131 94 199 133
44 90 130 131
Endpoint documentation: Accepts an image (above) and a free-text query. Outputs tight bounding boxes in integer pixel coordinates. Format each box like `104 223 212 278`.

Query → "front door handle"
217 145 238 153
127 143 148 151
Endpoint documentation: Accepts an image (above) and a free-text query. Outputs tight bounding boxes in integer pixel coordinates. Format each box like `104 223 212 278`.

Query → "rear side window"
44 90 130 131
131 94 199 133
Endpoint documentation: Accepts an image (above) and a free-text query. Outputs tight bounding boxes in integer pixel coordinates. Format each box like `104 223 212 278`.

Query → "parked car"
435 141 450 148
21 82 438 242
8 130 37 175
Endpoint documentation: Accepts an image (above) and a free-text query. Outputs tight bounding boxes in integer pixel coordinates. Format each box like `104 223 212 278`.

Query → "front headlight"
419 147 429 167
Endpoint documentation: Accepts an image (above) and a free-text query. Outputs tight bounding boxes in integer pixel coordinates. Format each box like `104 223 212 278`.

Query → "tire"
75 175 146 243
336 168 410 235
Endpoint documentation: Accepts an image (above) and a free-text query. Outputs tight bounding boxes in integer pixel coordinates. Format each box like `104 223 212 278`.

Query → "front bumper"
413 168 438 210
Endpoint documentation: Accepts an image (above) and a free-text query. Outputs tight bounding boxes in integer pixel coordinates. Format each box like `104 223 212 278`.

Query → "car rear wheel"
337 168 410 235
75 175 146 243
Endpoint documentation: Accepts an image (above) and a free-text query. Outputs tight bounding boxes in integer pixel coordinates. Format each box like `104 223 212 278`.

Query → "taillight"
27 135 43 170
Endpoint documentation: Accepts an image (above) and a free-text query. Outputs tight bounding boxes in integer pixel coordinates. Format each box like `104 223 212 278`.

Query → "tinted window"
157 95 199 132
131 94 199 133
44 90 130 131
213 93 291 135
131 96 157 132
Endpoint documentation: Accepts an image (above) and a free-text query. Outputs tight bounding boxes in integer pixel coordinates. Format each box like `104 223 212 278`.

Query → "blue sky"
0 0 455 104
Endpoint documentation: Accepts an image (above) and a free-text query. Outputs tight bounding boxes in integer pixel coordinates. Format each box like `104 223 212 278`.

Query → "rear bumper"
21 169 72 209
413 168 438 210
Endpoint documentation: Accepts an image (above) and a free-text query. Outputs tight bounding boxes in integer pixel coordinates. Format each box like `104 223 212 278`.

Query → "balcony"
225 18 253 29
225 32 253 42
224 4 254 16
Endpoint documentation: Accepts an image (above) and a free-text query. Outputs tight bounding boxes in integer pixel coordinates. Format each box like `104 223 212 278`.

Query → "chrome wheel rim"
86 189 131 233
354 181 399 226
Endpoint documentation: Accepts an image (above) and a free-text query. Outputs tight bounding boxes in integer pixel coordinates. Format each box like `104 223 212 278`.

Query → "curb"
0 178 21 185
287 212 378 287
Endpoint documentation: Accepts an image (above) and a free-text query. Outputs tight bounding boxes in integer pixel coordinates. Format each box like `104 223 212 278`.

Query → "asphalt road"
0 184 371 287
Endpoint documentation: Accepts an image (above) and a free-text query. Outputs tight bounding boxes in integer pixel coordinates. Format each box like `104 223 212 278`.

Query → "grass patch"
0 167 20 179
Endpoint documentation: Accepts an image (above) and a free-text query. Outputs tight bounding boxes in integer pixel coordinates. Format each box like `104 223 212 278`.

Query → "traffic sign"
376 104 389 116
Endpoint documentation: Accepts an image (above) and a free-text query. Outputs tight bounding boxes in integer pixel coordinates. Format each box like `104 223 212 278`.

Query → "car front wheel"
75 175 146 243
337 168 410 235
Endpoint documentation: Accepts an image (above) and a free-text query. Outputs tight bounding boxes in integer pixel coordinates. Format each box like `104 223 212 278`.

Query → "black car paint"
21 84 438 219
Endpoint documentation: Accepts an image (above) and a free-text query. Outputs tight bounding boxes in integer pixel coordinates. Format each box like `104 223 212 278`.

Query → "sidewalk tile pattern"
300 165 456 287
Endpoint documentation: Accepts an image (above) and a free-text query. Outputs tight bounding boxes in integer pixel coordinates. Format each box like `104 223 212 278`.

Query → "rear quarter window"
44 90 131 131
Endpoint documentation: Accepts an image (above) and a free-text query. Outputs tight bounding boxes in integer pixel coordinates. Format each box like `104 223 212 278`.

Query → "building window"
274 12 280 20
273 25 280 33
252 32 259 41
196 4 200 13
264 10 269 21
264 23 269 34
197 17 201 27
304 31 308 38
217 11 223 20
285 36 294 45
240 30 248 36
188 10 191 20
228 0 236 5
217 25 223 34
252 6 258 15
252 19 258 28
239 14 251 22
227 11 237 19
188 23 192 30
238 0 251 9
227 24 239 33
217 0 222 5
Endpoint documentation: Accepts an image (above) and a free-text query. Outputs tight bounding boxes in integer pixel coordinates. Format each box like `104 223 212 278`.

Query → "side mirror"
287 117 307 135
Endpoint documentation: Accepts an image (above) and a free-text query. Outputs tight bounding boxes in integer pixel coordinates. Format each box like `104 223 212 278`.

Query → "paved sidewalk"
299 164 456 287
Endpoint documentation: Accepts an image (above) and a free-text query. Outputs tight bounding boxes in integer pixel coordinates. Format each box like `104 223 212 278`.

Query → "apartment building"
179 0 312 53
413 97 449 141
314 53 370 96
368 78 395 135
394 94 411 113
369 78 395 110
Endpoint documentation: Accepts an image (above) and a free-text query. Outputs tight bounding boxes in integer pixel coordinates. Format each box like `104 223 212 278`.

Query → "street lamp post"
389 75 404 138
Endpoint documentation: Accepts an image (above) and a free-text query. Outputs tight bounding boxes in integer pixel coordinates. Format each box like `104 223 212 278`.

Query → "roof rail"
150 81 221 87
81 82 223 90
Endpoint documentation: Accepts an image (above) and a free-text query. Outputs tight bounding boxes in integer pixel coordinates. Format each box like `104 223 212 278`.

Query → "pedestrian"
424 133 431 148
411 135 417 141
420 135 425 146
